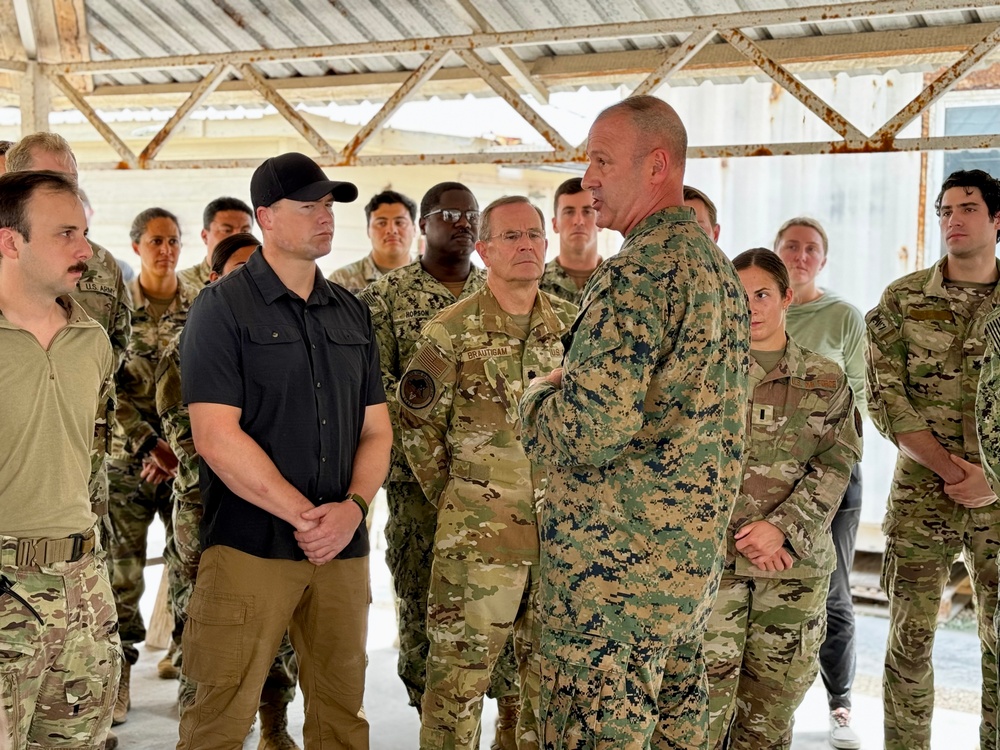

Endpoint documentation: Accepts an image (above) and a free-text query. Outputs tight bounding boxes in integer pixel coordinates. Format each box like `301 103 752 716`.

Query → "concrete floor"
115 501 983 749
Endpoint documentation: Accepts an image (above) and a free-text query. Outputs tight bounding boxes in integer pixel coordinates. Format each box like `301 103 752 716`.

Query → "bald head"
594 96 687 169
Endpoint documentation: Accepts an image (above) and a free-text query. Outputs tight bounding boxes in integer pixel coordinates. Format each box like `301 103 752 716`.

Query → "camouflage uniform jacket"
866 256 1000 532
155 334 199 506
359 260 486 484
398 284 577 565
71 239 132 514
978 309 1000 495
328 252 414 295
177 258 211 291
519 206 751 646
112 276 200 460
539 257 600 305
730 337 862 580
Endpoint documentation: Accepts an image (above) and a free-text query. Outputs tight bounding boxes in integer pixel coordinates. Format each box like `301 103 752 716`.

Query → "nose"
581 165 596 190
455 213 472 229
77 237 94 262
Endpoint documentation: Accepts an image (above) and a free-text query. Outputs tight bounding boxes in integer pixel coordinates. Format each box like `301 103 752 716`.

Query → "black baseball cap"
250 152 358 210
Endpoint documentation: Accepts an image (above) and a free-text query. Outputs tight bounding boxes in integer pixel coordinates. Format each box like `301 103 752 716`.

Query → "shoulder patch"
400 369 436 410
986 316 1000 353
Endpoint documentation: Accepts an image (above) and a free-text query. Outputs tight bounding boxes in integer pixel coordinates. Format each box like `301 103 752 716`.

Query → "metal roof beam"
138 62 230 166
46 72 136 166
338 50 449 162
453 48 574 155
631 28 716 97
43 0 984 75
871 22 1000 142
718 27 867 145
235 63 336 158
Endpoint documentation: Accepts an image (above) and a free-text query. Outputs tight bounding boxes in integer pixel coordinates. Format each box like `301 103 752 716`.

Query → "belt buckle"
67 533 85 563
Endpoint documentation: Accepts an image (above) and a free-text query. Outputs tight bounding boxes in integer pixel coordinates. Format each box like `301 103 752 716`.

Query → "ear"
551 215 558 233
200 228 209 246
132 241 141 257
648 147 670 185
255 206 272 231
819 252 828 272
712 224 721 243
419 217 427 235
0 227 20 260
475 240 490 268
208 271 220 283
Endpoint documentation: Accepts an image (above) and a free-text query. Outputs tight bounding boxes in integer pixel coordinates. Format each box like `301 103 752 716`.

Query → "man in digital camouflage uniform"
399 196 577 749
866 168 1000 750
0 170 120 750
329 189 417 294
519 96 750 748
359 182 522 744
538 178 601 305
177 196 253 289
157 234 300 749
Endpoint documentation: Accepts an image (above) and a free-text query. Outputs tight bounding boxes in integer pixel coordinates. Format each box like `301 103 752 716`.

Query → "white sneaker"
829 708 861 749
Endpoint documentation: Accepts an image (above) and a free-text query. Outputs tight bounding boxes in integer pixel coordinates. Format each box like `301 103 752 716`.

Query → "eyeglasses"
425 208 480 224
486 229 546 244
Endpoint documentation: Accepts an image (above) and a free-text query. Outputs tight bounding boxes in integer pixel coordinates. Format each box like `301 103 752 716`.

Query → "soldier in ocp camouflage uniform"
520 96 750 748
978 309 1000 495
399 197 577 749
705 250 861 750
359 182 522 742
866 169 1000 750
177 196 253 290
107 208 199 724
156 234 301 749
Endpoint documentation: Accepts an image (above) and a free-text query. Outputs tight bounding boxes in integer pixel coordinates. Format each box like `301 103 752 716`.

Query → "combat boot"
103 729 118 750
157 640 180 679
490 696 519 750
257 702 300 750
112 661 130 725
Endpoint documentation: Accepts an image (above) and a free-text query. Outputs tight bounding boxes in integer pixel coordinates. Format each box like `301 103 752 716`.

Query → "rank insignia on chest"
752 404 774 425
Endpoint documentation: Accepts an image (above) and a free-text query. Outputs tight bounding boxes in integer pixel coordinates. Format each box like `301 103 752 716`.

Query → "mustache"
69 261 88 273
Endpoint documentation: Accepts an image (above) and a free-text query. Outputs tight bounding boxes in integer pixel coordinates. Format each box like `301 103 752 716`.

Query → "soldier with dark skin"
866 168 1000 750
520 95 750 747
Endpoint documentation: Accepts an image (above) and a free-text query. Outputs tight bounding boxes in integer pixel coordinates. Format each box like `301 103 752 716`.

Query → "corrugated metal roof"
73 0 1000 97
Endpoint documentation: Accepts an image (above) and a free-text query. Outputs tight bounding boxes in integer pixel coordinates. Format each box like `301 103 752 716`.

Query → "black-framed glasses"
425 208 480 224
485 229 546 243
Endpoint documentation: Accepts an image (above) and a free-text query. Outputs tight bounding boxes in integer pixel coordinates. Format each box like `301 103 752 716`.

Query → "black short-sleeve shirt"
180 248 385 560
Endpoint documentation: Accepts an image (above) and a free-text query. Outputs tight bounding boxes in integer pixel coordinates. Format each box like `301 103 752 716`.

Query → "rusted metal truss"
11 0 1000 169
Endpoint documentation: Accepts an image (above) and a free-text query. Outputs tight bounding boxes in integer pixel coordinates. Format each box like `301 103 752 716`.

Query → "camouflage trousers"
169 499 298 712
0 532 122 749
882 504 1000 750
538 627 708 749
421 556 540 750
384 480 518 710
704 573 829 750
107 458 174 665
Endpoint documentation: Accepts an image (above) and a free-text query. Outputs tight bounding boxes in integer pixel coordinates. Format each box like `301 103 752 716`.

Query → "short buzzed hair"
420 181 475 218
553 177 585 216
683 185 718 227
0 170 80 242
479 195 544 242
595 95 688 166
5 132 77 174
202 196 253 231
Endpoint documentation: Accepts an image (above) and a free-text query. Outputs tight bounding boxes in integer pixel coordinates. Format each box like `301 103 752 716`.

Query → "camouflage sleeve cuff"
765 510 812 560
127 426 159 457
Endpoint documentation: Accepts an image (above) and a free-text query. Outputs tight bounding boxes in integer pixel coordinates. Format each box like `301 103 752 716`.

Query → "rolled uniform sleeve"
865 291 928 443
520 270 661 468
397 323 457 506
767 376 863 559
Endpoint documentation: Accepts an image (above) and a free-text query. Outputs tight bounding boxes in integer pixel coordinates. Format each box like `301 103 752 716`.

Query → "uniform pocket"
182 589 249 687
539 628 630 750
0 640 36 743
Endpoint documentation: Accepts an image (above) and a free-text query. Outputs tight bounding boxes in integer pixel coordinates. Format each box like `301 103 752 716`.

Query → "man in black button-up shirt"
177 153 392 750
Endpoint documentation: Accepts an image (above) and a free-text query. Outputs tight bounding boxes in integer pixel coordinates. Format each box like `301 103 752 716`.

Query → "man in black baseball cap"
250 151 359 209
177 152 392 748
